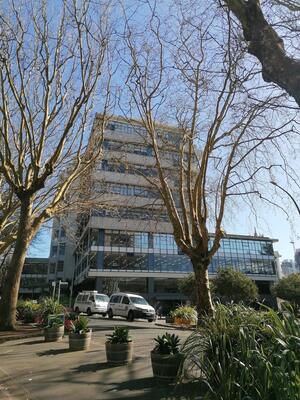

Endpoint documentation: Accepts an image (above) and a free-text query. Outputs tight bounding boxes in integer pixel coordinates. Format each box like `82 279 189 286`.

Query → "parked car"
74 291 109 316
107 293 155 322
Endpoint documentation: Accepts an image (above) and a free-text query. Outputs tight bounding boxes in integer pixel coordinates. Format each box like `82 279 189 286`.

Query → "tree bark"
225 0 300 107
192 258 214 323
0 197 33 330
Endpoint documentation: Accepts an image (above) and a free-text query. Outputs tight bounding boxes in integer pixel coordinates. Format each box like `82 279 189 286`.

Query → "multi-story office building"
45 115 278 305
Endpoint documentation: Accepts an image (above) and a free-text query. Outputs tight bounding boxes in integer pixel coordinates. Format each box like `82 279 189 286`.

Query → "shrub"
182 304 300 400
271 273 300 310
45 316 64 328
171 305 197 322
17 300 41 323
153 332 181 355
106 326 132 344
212 268 258 304
39 297 65 324
70 316 89 334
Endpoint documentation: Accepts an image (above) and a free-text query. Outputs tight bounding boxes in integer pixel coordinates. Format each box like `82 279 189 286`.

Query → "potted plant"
105 326 133 364
39 297 65 326
151 332 183 380
69 315 92 351
171 305 197 326
44 316 64 342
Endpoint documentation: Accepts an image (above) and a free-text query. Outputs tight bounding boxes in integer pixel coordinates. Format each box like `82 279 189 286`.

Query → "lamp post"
270 181 300 216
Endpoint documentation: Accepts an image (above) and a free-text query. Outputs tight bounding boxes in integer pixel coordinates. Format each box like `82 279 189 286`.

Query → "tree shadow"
37 348 71 356
71 362 120 373
13 339 46 346
105 377 202 399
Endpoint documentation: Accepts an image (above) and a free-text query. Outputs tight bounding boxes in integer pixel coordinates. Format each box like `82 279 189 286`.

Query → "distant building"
295 249 300 272
280 259 295 276
19 257 49 299
48 115 280 307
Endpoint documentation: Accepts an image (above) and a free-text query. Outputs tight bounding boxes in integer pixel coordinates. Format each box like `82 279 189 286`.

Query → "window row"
215 239 274 256
92 208 170 222
100 160 158 177
100 252 276 275
104 183 158 199
103 140 152 157
23 263 48 275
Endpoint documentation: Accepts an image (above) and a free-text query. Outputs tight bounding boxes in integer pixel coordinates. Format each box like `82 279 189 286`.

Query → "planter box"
151 351 184 380
165 316 174 324
105 342 133 364
175 317 194 326
69 330 92 351
44 325 64 342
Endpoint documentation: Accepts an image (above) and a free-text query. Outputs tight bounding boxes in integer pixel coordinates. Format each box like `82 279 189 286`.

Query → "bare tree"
224 0 300 106
0 180 18 254
0 0 114 330
122 1 297 319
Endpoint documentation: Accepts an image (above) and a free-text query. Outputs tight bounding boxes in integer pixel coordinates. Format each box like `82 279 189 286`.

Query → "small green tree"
178 273 197 305
271 273 300 309
178 268 258 305
212 268 258 304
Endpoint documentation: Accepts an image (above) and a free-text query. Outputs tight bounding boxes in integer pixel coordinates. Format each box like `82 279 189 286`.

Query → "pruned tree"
224 0 300 107
122 1 297 320
0 0 114 330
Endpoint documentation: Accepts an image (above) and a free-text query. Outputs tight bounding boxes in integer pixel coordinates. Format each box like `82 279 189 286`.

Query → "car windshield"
129 296 148 305
95 295 109 302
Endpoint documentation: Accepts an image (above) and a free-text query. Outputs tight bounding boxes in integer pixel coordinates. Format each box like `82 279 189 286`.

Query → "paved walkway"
0 324 42 344
0 323 201 400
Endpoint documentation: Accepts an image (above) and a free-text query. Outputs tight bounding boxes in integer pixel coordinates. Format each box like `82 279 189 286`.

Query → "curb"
154 322 196 331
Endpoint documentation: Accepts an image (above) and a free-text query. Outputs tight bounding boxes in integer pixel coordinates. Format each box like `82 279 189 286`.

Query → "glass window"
59 243 65 256
122 296 130 304
49 263 56 274
57 261 64 272
110 295 121 303
129 296 148 305
60 228 66 238
51 245 57 257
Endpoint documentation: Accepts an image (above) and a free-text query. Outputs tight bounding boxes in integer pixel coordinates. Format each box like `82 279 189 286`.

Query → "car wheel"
108 309 113 319
127 310 134 322
75 307 80 314
86 308 92 316
148 319 153 323
101 313 106 317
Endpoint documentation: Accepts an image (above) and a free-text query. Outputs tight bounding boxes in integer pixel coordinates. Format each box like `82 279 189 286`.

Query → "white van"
107 293 155 322
74 291 109 316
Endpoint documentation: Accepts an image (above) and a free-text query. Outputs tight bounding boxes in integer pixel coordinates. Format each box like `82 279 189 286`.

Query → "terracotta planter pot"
151 351 184 380
44 325 64 342
105 342 133 364
174 316 193 326
69 330 92 351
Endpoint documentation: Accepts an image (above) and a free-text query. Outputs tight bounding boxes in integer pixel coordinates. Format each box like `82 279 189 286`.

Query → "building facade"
47 115 278 306
19 257 49 298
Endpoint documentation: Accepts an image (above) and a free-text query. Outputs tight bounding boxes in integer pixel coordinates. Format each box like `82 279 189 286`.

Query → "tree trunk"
192 258 214 324
0 197 33 330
